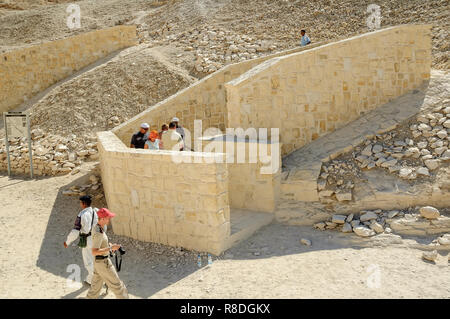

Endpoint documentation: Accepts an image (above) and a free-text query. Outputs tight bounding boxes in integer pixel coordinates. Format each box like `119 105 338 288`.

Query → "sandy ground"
0 166 449 299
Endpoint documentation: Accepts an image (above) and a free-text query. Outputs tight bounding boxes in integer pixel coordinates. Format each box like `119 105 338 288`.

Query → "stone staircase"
276 70 450 225
280 81 429 202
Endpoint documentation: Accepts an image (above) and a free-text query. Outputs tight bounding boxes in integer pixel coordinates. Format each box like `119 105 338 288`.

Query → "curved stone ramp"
280 70 448 203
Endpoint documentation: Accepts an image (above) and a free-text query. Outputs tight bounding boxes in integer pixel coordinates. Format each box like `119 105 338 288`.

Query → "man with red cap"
86 208 129 299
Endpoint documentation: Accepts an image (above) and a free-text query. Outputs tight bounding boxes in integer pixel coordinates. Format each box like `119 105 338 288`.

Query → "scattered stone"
372 144 383 153
360 211 378 222
317 179 326 191
300 238 311 246
416 167 430 176
346 214 354 223
325 222 337 229
399 167 413 178
370 222 384 234
424 159 439 170
332 215 347 224
381 159 397 168
313 222 326 230
436 130 447 139
417 141 428 149
443 119 450 128
422 250 438 262
319 190 334 197
435 147 447 155
342 223 353 233
351 220 360 228
353 226 376 237
418 123 431 131
419 206 440 219
388 211 399 219
361 145 372 156
62 190 80 196
336 192 352 202
437 234 450 246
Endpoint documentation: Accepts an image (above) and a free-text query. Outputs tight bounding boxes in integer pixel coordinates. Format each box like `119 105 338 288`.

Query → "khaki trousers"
86 257 129 299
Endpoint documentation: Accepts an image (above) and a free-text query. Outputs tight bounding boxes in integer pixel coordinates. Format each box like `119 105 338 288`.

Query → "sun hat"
141 123 150 129
171 117 180 122
97 208 116 218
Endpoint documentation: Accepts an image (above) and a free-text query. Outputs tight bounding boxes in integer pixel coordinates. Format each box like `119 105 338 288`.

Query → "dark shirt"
176 126 185 140
130 131 148 149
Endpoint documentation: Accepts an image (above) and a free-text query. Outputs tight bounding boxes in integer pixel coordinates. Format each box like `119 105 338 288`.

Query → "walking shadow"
62 284 90 299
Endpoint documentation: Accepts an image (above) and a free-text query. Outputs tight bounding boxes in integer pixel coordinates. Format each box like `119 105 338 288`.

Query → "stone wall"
112 42 325 148
225 25 432 156
199 134 281 213
0 25 137 114
97 131 230 255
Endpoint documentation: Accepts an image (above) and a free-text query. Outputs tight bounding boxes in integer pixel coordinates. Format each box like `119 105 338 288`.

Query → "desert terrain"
0 0 449 299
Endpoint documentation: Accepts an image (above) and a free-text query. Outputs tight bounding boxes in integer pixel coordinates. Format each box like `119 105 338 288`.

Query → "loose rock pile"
0 46 195 177
317 105 450 203
62 171 104 201
172 26 279 74
313 206 450 238
0 129 98 176
140 0 450 73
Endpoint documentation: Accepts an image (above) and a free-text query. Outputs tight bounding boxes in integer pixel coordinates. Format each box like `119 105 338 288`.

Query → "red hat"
97 208 116 218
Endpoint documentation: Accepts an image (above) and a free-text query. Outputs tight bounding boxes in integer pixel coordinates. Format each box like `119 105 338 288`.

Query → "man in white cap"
171 117 185 141
130 123 149 149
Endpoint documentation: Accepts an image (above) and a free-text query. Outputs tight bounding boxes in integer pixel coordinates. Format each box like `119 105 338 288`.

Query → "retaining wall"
199 134 281 213
225 25 432 156
97 131 230 255
112 43 325 148
0 25 137 114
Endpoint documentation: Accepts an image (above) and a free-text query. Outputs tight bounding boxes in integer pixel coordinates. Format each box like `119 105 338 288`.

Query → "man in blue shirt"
300 29 311 46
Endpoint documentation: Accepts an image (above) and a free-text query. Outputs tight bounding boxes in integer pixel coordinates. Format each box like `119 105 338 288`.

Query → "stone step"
280 80 430 203
223 209 274 251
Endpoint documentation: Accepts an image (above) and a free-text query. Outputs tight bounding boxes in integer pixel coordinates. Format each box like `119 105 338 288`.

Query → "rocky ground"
0 0 449 300
318 101 450 204
0 170 449 299
2 0 449 70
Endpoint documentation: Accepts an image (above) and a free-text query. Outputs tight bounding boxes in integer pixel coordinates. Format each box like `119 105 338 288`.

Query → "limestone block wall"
97 131 230 255
112 42 325 149
225 25 432 156
199 134 281 212
0 25 137 114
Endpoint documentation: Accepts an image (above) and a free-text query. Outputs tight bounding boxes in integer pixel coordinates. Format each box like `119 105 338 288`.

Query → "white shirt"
66 207 100 246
